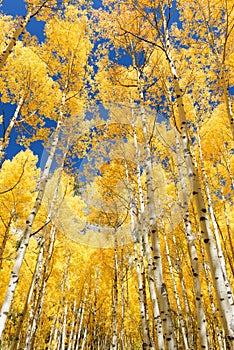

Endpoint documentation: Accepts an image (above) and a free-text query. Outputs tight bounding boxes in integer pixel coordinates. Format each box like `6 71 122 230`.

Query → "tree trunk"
138 91 177 348
174 132 209 349
0 97 24 162
120 250 125 350
0 216 13 271
24 226 56 350
161 10 234 341
111 229 119 350
0 116 63 341
125 156 155 349
75 286 87 350
196 124 234 305
0 1 49 71
162 224 189 350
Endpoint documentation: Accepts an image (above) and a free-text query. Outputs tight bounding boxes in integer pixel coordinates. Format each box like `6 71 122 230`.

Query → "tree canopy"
0 1 233 349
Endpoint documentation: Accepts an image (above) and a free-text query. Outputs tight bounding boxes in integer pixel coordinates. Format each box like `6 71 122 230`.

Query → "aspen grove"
0 0 233 349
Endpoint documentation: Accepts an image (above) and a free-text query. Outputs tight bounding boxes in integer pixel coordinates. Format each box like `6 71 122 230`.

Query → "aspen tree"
22 140 73 349
120 248 126 350
196 214 225 349
97 49 177 349
114 0 234 343
162 224 189 349
91 268 100 350
111 228 119 350
138 88 177 348
0 151 39 271
0 0 51 71
67 300 77 350
0 44 56 162
0 4 92 343
0 118 63 340
74 285 88 350
10 146 68 350
173 132 209 349
0 97 24 162
180 0 234 139
125 116 164 349
195 123 234 305
51 253 71 350
127 168 155 349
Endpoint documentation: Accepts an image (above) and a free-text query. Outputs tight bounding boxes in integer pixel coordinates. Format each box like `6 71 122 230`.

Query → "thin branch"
30 220 51 237
119 29 165 53
0 157 28 194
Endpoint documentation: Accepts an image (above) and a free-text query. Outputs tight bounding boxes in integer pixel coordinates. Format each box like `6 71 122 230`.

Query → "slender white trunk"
196 125 234 305
75 288 87 350
119 250 125 350
47 316 58 350
0 117 63 341
111 229 119 350
0 1 48 71
134 119 163 349
221 194 234 264
67 300 77 350
162 225 189 350
53 314 62 350
163 19 234 341
125 153 156 349
174 133 209 349
196 221 225 349
170 221 195 349
81 325 88 350
61 300 69 350
218 64 234 139
0 12 32 70
24 137 70 350
139 94 176 348
0 97 24 161
132 225 153 349
10 233 46 350
92 268 100 349
24 226 56 350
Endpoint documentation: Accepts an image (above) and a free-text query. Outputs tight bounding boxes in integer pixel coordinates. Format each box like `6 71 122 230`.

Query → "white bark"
170 221 194 349
196 125 234 306
197 225 225 349
120 250 125 350
139 94 177 349
9 233 46 350
0 117 63 340
67 300 77 350
162 12 234 341
61 300 69 350
24 226 56 350
0 97 24 161
0 1 49 71
75 288 87 350
162 224 189 350
125 151 156 349
47 316 58 350
131 91 173 349
111 229 119 350
174 133 209 349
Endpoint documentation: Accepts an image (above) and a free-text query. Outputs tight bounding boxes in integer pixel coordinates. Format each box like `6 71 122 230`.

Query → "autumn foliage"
0 1 233 349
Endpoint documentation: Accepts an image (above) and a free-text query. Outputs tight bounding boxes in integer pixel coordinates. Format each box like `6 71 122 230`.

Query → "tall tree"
0 3 93 342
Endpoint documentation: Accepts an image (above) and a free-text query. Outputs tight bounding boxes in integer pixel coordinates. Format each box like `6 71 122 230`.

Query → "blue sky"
0 0 105 166
1 0 46 41
0 1 45 165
